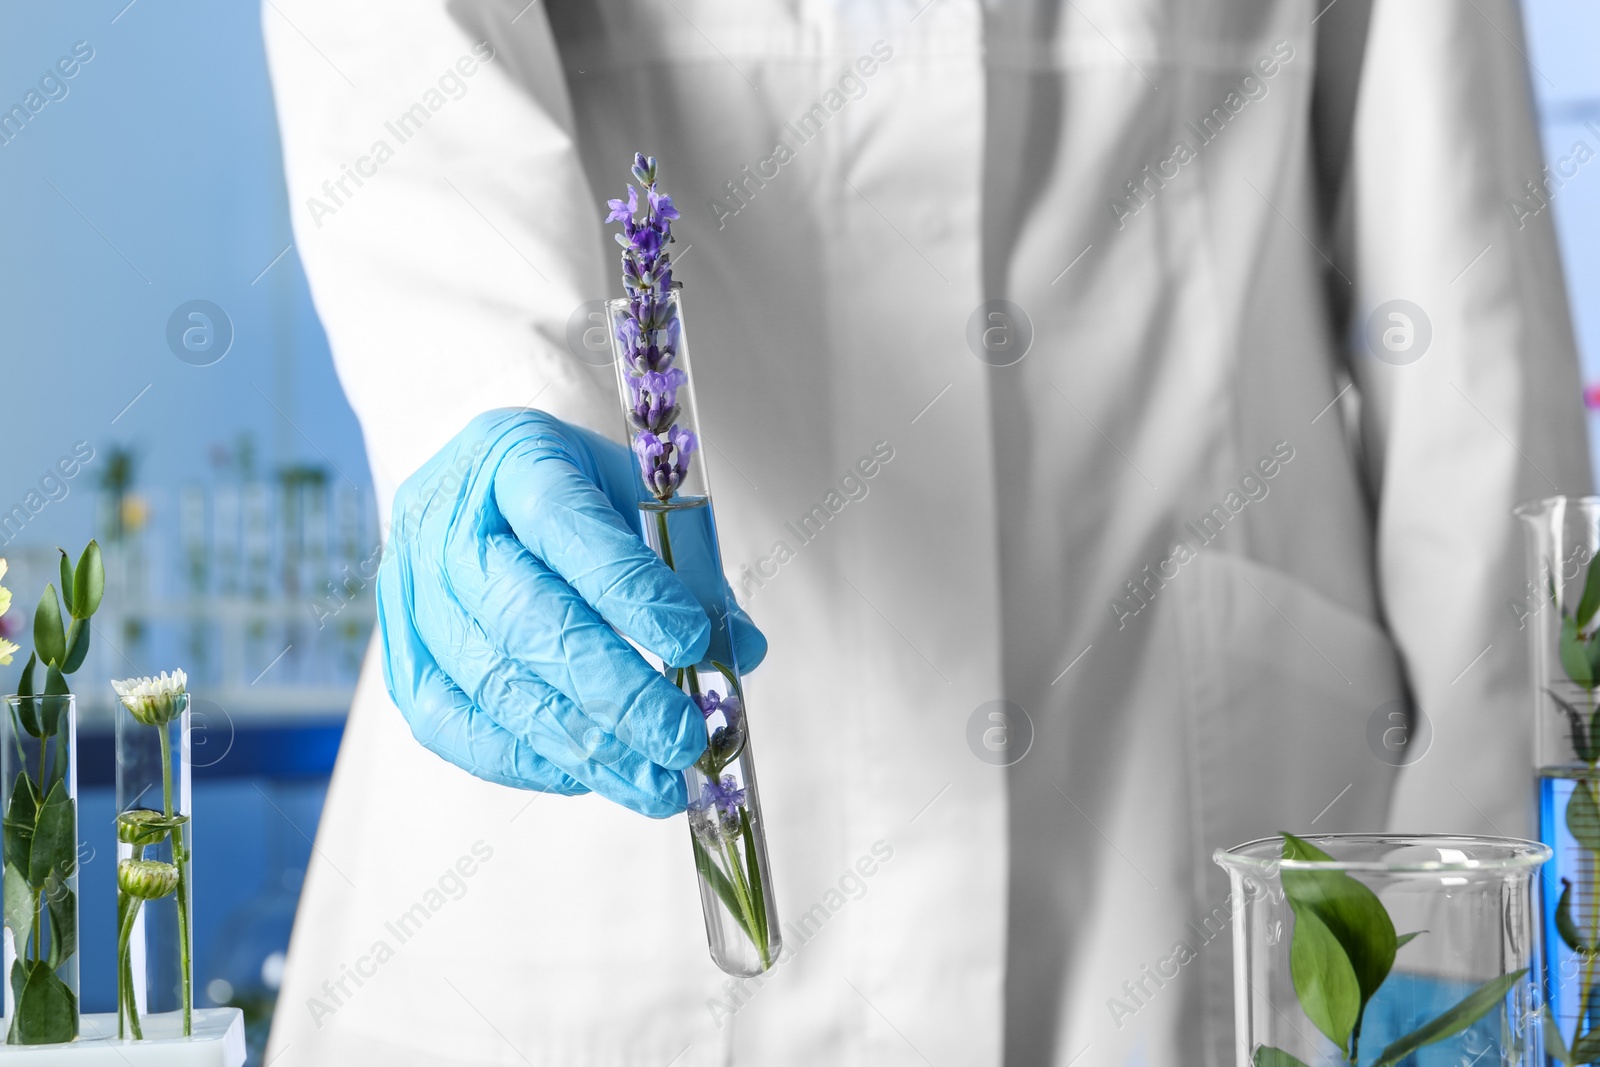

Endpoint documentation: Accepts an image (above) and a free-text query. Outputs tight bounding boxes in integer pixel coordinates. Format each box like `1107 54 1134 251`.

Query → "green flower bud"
118 859 179 900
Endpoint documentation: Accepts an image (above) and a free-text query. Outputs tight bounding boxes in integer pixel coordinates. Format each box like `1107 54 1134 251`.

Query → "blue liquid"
640 496 740 673
1542 768 1600 1061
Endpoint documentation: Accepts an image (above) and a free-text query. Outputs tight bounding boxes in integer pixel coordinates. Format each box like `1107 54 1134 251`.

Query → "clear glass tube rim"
1514 494 1600 524
1214 833 1551 874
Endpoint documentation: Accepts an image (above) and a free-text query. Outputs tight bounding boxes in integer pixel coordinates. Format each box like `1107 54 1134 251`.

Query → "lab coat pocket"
1173 551 1408 1064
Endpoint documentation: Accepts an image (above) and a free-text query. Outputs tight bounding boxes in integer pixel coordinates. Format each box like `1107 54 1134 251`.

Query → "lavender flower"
702 774 747 815
608 153 698 502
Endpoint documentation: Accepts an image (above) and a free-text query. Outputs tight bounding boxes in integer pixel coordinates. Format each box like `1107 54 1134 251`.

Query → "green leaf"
691 834 754 945
1547 1011 1575 1065
1550 689 1596 762
32 586 65 669
4 772 38 876
12 685 39 739
1252 1049 1311 1067
1369 969 1526 1067
1395 930 1425 950
56 550 73 616
1288 905 1362 1052
1558 878 1594 953
44 875 74 970
740 806 768 952
28 782 73 892
1580 559 1600 630
1280 833 1398 1007
71 541 103 619
1565 617 1596 688
58 618 89 675
3 863 33 962
1570 781 1600 851
14 956 78 1044
16 652 36 701
1571 1028 1600 1063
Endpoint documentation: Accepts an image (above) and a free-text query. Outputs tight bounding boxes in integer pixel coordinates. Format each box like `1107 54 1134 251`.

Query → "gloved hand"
376 408 767 817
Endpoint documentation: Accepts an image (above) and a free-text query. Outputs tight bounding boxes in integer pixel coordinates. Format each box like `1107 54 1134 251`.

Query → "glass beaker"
1215 833 1548 1067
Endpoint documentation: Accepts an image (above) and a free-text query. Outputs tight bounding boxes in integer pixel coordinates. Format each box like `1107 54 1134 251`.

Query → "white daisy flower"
111 669 189 727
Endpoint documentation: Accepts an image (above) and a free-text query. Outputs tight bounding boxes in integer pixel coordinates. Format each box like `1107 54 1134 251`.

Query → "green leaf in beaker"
1571 1028 1600 1063
691 834 753 945
1368 969 1526 1067
1546 1012 1575 1065
1395 930 1425 950
1570 781 1600 851
1280 833 1397 1009
1550 690 1596 762
1579 559 1600 631
15 652 35 702
1287 905 1361 1052
1556 878 1594 953
1564 617 1595 688
4 772 38 874
1252 1048 1311 1067
740 806 767 950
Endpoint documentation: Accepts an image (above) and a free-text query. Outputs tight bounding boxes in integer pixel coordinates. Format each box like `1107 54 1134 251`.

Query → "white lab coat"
261 1 1588 1064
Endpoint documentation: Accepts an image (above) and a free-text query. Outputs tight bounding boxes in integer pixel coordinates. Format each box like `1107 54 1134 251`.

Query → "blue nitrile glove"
375 408 767 817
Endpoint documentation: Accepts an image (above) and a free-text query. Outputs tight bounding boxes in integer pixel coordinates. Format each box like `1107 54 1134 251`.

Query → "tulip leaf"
1580 560 1600 630
32 586 65 670
1565 617 1596 688
3 772 37 877
56 551 73 614
1281 833 1397 1007
1369 969 1526 1067
13 958 76 1044
44 873 74 969
1570 781 1600 851
3 863 32 961
27 782 72 892
71 541 103 620
1288 904 1361 1052
59 618 89 675
1252 1049 1311 1067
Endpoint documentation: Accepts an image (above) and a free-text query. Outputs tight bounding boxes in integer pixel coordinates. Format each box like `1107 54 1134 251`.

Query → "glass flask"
608 289 780 976
1517 495 1600 1063
2 694 80 1045
1215 833 1547 1067
115 691 193 1038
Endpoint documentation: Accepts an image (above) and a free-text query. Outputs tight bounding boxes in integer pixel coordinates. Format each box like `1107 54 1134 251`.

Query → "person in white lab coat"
261 1 1589 1064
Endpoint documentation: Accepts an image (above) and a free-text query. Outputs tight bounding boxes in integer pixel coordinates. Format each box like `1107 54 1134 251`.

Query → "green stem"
117 892 144 1040
718 833 766 967
654 508 676 571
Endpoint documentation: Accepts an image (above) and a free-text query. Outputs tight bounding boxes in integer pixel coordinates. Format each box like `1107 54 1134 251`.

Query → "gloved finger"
494 434 710 668
376 555 588 795
720 588 768 673
438 530 707 771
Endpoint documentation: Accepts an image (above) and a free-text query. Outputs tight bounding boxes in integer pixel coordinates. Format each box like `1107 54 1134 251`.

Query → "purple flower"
668 425 698 462
604 185 638 224
702 775 747 815
692 690 722 720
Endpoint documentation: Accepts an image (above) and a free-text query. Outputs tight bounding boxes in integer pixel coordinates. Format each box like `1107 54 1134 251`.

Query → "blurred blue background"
0 0 1596 1062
